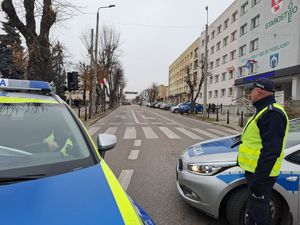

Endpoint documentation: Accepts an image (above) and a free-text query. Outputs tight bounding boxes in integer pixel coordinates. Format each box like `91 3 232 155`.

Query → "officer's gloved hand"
249 181 263 198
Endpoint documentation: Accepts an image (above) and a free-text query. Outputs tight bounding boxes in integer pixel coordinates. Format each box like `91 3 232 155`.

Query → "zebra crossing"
88 125 240 140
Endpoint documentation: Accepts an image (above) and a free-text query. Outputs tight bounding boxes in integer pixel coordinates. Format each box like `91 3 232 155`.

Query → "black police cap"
253 78 275 92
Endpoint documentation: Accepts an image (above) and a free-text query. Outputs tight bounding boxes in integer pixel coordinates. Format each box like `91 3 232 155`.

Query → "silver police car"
176 118 300 225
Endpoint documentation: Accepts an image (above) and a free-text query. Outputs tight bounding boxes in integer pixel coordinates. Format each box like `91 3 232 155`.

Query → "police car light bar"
0 78 52 92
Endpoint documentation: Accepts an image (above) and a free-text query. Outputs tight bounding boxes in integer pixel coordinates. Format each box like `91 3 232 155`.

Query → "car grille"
178 158 183 171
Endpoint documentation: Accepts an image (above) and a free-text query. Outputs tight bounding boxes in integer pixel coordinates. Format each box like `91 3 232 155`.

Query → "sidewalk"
188 112 247 133
71 106 113 128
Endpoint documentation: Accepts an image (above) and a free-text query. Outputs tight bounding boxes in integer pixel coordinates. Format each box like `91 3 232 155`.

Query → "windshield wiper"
0 174 46 185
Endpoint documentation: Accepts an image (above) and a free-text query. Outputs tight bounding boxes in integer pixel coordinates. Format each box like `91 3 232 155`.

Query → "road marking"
146 110 187 128
114 115 127 119
175 127 204 140
118 170 134 191
131 110 147 124
124 127 136 139
142 115 155 120
219 128 241 135
88 126 100 136
134 140 142 147
109 123 121 125
142 127 158 139
159 127 181 139
124 123 135 125
128 150 140 160
105 127 118 134
207 128 231 137
192 128 219 139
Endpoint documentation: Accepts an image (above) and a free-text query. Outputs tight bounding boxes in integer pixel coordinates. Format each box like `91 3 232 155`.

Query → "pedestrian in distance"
211 103 216 114
237 78 289 225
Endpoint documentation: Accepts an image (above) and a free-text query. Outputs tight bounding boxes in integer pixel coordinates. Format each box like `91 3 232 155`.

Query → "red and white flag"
271 0 283 14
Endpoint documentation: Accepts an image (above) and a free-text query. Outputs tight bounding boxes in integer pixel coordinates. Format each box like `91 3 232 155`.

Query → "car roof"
0 79 63 104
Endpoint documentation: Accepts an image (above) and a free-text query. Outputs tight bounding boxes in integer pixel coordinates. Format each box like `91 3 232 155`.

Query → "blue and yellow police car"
0 78 155 225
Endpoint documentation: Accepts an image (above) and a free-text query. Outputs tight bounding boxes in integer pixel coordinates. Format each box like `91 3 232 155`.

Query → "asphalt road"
88 105 240 225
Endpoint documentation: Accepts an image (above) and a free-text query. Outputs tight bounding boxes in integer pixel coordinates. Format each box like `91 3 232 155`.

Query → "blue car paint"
178 103 203 114
188 136 240 158
0 165 125 225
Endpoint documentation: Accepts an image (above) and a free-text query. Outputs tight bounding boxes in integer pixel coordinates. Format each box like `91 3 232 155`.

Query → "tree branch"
39 0 56 42
24 0 37 36
1 0 30 39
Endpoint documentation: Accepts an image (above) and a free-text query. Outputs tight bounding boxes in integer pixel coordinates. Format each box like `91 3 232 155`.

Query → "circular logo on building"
271 0 284 14
270 53 279 68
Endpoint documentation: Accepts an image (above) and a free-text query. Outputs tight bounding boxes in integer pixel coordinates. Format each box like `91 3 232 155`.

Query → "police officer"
238 78 289 225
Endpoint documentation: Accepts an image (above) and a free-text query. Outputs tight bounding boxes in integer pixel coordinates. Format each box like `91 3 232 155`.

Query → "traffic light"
67 72 79 91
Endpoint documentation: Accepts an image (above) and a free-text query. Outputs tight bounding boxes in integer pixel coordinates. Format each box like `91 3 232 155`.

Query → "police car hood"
0 164 132 225
182 135 240 163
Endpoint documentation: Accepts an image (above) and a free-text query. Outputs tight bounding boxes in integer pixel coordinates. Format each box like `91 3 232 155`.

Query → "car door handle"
286 176 298 182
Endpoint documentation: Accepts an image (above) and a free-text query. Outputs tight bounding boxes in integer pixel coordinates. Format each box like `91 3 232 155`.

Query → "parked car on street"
178 102 203 114
170 103 183 113
176 118 300 225
0 78 156 225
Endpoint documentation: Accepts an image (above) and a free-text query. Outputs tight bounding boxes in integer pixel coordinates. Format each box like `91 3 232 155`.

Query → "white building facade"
169 0 300 105
235 0 300 103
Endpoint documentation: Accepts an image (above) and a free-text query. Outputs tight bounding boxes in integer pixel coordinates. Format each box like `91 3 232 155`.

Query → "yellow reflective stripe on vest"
100 160 142 225
238 103 289 176
0 97 58 104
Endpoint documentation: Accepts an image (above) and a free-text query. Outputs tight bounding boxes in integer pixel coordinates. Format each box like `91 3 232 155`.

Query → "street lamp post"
92 4 115 113
203 6 209 117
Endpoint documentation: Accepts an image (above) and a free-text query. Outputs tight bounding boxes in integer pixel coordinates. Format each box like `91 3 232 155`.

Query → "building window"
221 89 226 97
217 25 222 34
216 41 221 51
194 60 198 70
241 1 249 15
250 38 259 52
211 30 215 39
240 23 247 36
252 0 260 7
231 30 237 42
224 18 229 29
211 46 215 55
209 76 213 84
222 54 228 64
209 91 212 99
214 90 219 98
223 36 229 47
251 15 260 30
221 72 227 81
194 48 198 58
238 66 245 76
230 50 236 61
200 92 203 98
239 45 247 57
215 75 219 83
216 58 220 67
228 88 233 96
210 61 214 69
232 10 238 23
202 39 205 47
229 69 235 79
249 62 257 74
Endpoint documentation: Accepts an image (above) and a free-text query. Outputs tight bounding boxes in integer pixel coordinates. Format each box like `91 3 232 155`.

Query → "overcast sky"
1 0 235 97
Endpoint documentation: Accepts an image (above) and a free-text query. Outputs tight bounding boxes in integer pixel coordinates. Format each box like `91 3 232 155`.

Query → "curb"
82 109 115 128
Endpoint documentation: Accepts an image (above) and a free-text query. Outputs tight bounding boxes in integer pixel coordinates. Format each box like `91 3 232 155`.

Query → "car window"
286 118 300 148
286 151 300 165
0 103 92 172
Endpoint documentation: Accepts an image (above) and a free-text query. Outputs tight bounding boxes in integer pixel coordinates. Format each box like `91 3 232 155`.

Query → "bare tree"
148 83 158 104
185 62 205 114
1 0 77 81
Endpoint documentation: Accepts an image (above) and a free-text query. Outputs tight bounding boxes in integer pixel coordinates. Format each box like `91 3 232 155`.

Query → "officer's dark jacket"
251 95 287 189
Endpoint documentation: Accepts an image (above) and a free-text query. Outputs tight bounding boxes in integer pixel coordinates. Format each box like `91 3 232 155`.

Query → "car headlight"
187 162 237 176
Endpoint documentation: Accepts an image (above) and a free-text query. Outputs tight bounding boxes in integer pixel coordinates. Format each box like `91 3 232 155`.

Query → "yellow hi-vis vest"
238 103 289 177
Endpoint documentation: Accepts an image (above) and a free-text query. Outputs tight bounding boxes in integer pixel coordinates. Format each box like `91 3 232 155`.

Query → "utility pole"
203 6 209 118
89 29 94 119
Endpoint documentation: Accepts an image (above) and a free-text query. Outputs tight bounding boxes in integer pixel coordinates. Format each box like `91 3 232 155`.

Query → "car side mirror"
97 134 117 158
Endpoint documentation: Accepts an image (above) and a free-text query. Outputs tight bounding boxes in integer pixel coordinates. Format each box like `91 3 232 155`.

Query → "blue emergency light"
0 78 52 92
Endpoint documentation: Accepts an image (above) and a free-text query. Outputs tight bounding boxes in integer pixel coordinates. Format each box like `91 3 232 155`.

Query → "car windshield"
286 118 300 148
0 103 93 175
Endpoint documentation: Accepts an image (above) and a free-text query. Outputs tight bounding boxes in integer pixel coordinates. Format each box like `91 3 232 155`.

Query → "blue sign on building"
270 53 279 68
